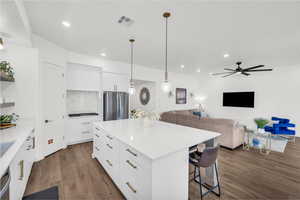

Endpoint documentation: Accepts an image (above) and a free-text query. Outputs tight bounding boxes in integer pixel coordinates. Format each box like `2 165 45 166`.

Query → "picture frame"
176 88 187 104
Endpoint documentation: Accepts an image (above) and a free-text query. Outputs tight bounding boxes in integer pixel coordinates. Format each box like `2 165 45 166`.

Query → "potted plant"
0 61 15 81
254 118 269 134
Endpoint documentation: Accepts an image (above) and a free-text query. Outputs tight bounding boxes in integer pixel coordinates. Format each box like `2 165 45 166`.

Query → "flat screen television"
223 92 255 108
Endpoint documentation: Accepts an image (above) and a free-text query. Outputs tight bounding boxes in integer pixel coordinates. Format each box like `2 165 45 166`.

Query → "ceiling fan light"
161 81 171 93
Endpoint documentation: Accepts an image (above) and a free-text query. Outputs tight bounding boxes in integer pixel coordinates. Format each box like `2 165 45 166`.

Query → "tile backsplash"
66 90 100 114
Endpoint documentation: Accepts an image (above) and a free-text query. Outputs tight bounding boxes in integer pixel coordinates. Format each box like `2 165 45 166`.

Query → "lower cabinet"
10 130 35 200
66 116 100 145
93 125 151 200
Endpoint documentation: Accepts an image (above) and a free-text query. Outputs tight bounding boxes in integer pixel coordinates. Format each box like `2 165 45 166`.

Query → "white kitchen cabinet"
102 72 129 92
93 124 151 200
66 116 100 145
10 130 35 200
67 63 102 91
91 119 219 200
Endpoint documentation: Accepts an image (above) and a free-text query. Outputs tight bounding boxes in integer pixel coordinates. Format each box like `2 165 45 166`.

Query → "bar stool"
189 145 221 199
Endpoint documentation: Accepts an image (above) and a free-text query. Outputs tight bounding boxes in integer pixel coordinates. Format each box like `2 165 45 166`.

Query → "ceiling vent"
118 16 134 27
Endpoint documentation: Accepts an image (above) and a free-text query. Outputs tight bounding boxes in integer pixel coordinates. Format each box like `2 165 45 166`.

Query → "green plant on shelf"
0 61 15 80
254 118 269 129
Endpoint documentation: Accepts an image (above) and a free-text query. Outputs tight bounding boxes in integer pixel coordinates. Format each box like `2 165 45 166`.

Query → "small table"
243 128 271 155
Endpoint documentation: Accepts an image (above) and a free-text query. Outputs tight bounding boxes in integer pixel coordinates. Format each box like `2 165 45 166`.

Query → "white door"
42 62 65 156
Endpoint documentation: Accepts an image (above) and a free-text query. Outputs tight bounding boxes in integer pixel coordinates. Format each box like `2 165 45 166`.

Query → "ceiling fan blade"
212 72 233 75
224 68 235 71
247 69 273 72
243 65 264 71
242 72 250 76
222 72 237 77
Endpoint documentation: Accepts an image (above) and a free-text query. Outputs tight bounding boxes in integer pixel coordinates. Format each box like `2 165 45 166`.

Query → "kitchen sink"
0 142 14 158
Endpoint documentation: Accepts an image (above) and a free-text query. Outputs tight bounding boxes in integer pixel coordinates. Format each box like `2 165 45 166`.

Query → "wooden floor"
25 139 300 200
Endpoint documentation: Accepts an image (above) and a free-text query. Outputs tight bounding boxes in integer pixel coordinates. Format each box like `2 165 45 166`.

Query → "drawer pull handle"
126 182 137 193
106 160 113 167
95 134 100 138
95 127 100 131
82 122 90 125
106 144 113 149
126 160 137 169
126 149 137 157
32 136 35 149
106 135 113 140
19 160 24 180
82 131 90 134
95 147 100 151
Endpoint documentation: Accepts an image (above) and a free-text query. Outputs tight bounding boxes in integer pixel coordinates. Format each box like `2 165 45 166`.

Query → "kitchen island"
92 119 220 200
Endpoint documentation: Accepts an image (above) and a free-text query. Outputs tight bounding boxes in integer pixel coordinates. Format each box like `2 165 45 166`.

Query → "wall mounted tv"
223 92 255 108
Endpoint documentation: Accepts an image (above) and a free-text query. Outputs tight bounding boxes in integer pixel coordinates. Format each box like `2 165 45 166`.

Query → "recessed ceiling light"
223 53 230 58
180 65 185 69
62 21 71 27
196 69 201 73
100 52 106 57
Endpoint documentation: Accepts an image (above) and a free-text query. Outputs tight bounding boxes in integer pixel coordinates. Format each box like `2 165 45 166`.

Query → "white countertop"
96 119 221 160
0 119 35 177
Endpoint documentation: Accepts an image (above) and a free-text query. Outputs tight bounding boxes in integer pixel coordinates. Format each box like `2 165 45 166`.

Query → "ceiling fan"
212 61 273 77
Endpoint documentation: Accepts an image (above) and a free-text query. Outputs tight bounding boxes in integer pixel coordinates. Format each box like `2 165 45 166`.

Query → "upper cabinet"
67 63 102 91
102 72 129 92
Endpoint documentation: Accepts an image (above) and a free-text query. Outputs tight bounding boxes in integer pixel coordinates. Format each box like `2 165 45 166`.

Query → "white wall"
129 80 156 112
68 52 200 113
198 65 300 136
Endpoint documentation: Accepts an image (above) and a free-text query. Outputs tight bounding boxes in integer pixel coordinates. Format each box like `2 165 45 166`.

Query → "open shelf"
0 102 15 108
0 72 15 82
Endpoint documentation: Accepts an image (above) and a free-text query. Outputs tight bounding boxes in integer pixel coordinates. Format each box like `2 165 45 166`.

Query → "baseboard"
66 138 93 146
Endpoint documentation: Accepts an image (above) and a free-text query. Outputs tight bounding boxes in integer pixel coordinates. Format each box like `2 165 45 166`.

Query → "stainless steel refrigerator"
103 91 129 121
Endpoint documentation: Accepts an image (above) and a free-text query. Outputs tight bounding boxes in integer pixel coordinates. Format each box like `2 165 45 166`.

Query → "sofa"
160 110 245 149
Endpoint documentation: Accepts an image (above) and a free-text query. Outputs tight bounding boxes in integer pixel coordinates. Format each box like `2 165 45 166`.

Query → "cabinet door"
9 135 34 200
102 72 129 92
116 75 129 92
67 64 101 91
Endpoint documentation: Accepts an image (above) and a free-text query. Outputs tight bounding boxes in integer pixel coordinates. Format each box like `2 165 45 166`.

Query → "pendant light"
128 39 136 95
0 38 4 50
161 12 172 93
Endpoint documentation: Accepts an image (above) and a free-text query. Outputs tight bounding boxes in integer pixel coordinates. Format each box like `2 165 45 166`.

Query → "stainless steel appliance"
103 91 129 121
0 169 10 200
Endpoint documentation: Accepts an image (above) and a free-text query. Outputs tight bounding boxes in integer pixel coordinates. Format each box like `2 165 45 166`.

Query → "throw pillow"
193 111 202 117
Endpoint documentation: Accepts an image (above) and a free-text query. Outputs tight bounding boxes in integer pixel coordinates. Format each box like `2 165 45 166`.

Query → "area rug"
22 186 59 200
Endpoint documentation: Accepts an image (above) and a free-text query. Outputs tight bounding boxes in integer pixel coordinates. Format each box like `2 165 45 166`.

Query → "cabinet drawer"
120 167 150 200
120 143 151 170
103 134 114 150
101 147 117 181
93 125 104 134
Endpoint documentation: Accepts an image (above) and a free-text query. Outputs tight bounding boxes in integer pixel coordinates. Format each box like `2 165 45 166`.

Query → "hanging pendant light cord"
130 39 134 83
165 16 168 82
